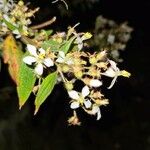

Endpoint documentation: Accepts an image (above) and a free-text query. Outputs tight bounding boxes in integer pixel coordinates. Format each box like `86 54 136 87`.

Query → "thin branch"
20 35 38 46
52 0 68 10
30 17 56 30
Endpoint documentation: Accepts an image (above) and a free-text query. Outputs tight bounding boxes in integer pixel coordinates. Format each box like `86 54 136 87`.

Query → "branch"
30 17 56 30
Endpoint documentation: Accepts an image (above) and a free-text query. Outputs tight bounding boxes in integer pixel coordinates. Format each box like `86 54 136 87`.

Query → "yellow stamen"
84 32 92 39
120 70 131 77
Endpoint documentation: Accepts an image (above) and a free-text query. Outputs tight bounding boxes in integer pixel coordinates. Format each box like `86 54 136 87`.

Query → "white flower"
56 51 74 65
91 105 101 120
0 0 14 13
23 44 54 76
89 79 102 87
86 104 101 120
101 60 120 89
75 36 84 50
101 60 131 89
107 34 115 44
68 86 92 109
74 32 92 50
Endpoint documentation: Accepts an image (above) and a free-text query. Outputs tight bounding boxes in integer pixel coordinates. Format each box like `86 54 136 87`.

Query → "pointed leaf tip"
17 56 36 108
34 72 57 113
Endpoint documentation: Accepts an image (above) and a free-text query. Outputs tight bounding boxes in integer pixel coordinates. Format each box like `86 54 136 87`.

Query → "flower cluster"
23 37 130 125
0 0 39 38
0 0 131 126
93 16 133 62
0 0 14 13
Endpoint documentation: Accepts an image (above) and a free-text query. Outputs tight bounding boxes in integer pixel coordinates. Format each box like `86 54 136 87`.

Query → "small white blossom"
107 34 115 44
89 79 102 87
75 36 84 50
86 104 101 120
91 105 101 120
23 44 54 76
101 60 131 89
101 60 120 89
0 0 14 13
56 51 74 65
74 32 92 50
68 86 92 109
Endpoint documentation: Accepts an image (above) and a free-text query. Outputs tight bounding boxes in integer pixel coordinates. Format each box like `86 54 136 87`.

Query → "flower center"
79 96 84 105
38 54 45 59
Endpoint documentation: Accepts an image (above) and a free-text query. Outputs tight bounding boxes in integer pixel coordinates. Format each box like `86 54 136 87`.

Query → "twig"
21 35 38 46
30 17 56 30
52 0 68 10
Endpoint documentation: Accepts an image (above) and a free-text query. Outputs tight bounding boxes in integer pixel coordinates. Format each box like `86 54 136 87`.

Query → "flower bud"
75 71 83 79
89 57 97 64
65 82 74 90
62 65 70 73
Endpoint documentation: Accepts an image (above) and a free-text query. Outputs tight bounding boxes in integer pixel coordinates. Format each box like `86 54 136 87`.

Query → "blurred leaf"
44 29 53 36
60 37 76 54
3 19 17 31
34 72 57 114
2 34 23 84
17 59 36 109
41 39 60 51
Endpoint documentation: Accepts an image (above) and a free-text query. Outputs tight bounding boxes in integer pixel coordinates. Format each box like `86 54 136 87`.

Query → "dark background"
0 0 150 149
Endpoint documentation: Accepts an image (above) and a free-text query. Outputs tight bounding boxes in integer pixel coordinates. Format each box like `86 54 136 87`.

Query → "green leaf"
3 19 17 31
60 37 76 54
43 29 53 36
41 40 60 51
34 72 57 114
17 60 36 109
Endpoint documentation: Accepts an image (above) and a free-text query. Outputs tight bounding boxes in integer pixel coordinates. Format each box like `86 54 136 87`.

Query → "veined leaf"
2 34 23 84
34 72 57 114
43 29 53 36
41 40 60 51
17 60 36 109
60 37 76 54
3 19 17 31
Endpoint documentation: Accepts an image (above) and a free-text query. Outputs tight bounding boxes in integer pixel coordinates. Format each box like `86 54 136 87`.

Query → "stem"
57 65 67 83
38 77 42 86
52 0 68 10
59 69 66 83
30 17 56 30
21 35 38 46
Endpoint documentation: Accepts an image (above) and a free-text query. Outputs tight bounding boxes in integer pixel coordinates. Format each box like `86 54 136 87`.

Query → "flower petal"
84 100 92 109
68 90 80 100
56 51 65 63
103 67 116 78
66 59 74 65
35 63 43 75
107 34 115 44
43 58 54 67
70 101 80 109
56 57 64 63
82 86 90 97
39 48 46 55
23 56 36 65
27 44 37 57
90 79 102 87
107 76 118 89
96 108 101 120
109 60 119 71
78 43 83 51
58 51 65 59
92 105 101 120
